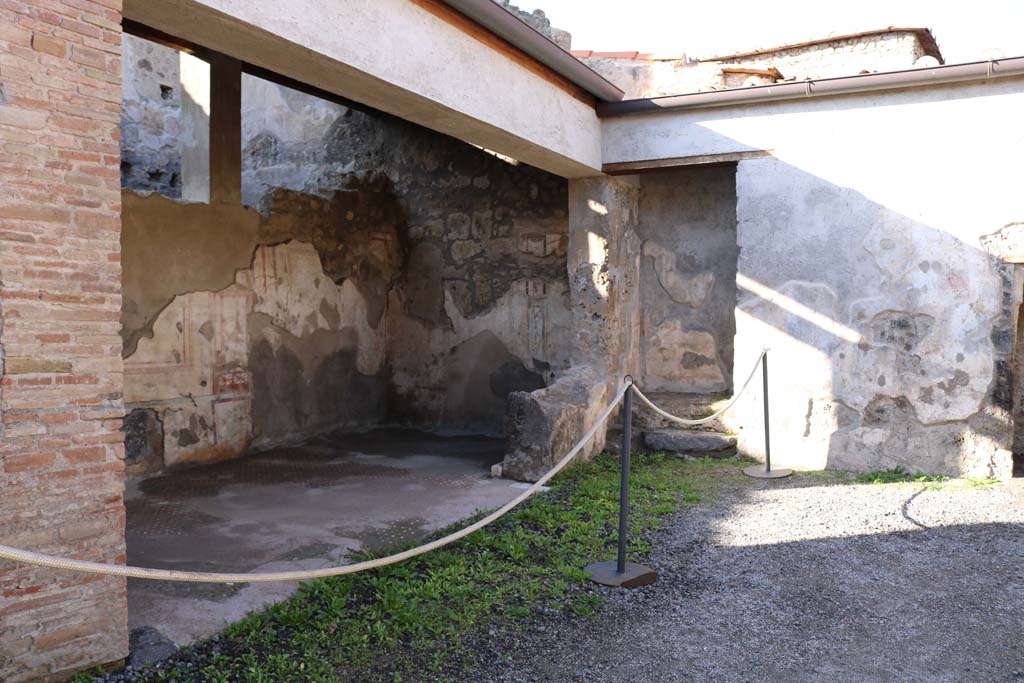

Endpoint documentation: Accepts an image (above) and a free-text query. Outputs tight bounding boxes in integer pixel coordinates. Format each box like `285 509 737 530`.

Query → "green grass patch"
76 453 728 683
855 466 998 489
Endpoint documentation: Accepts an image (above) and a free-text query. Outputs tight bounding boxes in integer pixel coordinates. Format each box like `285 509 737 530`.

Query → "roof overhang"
439 0 625 102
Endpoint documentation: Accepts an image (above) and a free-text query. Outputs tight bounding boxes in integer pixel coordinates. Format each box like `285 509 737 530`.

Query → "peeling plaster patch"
643 240 714 307
123 408 165 477
869 310 934 351
863 394 915 426
319 298 341 330
247 242 385 376
645 321 726 394
177 428 199 447
937 370 971 395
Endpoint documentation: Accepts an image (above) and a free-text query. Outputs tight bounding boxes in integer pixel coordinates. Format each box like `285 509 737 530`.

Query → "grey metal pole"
617 383 632 574
762 352 771 474
585 379 658 586
742 349 792 479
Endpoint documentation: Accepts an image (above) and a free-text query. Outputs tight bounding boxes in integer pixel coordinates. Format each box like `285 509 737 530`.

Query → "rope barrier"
0 383 631 584
630 349 768 426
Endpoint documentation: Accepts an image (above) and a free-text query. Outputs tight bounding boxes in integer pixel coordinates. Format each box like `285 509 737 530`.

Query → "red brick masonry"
0 0 128 680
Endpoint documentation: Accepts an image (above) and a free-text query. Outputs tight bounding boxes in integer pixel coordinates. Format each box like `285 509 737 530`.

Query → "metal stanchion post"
743 350 792 479
586 379 658 588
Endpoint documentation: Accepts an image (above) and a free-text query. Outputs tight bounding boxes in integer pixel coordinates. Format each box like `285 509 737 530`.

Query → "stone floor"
124 429 520 658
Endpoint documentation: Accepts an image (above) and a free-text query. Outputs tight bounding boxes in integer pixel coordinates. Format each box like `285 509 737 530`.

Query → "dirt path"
474 467 1024 683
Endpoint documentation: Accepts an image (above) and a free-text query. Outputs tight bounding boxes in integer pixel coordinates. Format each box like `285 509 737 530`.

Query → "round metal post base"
742 465 793 479
584 561 658 588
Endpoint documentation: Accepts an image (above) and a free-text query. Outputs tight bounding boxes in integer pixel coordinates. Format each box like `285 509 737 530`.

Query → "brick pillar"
0 1 129 681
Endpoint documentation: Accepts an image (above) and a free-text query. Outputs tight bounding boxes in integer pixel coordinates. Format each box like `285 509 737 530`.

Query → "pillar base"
741 465 793 479
584 561 658 588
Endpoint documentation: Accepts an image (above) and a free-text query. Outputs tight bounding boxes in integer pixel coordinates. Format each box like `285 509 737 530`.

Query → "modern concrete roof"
440 0 625 101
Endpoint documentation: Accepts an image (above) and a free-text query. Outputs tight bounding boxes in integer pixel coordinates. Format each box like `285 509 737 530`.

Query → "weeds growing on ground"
74 453 726 683
855 466 998 489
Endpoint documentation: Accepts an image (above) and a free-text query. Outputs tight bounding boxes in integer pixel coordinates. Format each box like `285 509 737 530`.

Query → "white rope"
0 383 631 583
631 349 767 426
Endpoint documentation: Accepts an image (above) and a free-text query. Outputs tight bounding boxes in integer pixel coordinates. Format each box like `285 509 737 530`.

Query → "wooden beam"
122 18 207 57
602 149 773 175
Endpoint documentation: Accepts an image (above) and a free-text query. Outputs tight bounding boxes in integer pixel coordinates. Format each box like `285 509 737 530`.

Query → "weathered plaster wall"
314 108 571 433
122 180 401 470
238 78 573 435
123 60 572 468
603 79 1024 478
601 79 1024 478
637 167 738 395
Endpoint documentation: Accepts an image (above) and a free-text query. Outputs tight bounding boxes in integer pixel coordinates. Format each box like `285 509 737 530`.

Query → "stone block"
643 428 736 453
503 367 609 482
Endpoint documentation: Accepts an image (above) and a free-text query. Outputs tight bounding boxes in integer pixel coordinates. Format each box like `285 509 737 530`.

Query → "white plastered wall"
603 78 1024 477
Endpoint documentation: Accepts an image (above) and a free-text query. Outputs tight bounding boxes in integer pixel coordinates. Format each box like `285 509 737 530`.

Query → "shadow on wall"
121 76 575 473
689 101 1023 479
734 161 1016 479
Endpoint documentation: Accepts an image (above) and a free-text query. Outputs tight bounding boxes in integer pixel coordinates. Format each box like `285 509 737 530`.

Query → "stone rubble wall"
718 33 928 81
120 34 181 197
491 0 572 50
0 1 129 681
580 31 931 99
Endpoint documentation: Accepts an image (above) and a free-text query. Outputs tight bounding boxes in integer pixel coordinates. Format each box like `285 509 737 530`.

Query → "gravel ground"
473 467 1024 683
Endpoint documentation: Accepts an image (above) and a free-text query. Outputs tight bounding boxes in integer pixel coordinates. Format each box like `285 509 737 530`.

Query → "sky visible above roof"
518 0 1024 64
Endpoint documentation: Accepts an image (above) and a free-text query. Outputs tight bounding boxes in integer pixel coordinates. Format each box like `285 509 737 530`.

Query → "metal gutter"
597 56 1024 118
439 0 625 102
